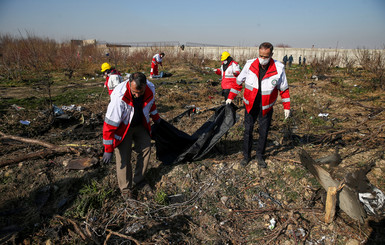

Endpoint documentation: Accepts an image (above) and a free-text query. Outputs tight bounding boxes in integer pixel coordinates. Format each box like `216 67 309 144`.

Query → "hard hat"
101 62 111 72
221 51 230 61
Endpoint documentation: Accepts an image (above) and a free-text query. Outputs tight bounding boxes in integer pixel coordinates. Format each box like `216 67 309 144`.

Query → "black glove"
102 152 113 164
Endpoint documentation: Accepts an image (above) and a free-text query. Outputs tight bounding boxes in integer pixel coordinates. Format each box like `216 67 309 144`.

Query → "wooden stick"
324 186 337 223
0 131 75 167
55 215 87 241
105 229 141 245
0 131 58 149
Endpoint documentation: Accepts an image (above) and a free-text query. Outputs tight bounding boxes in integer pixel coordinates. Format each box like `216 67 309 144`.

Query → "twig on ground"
104 229 140 245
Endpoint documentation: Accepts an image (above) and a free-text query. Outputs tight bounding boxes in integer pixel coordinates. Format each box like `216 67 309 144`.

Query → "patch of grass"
0 175 12 185
275 178 286 189
155 190 169 205
67 179 112 218
248 228 265 240
308 177 322 188
1 86 104 110
288 168 307 180
204 197 220 216
286 191 299 202
292 94 310 105
310 116 327 126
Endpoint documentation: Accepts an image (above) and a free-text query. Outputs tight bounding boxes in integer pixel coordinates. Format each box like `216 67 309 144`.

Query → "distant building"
71 39 96 46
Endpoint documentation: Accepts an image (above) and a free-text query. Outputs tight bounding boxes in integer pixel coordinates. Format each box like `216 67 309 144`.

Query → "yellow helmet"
101 62 111 72
221 51 230 61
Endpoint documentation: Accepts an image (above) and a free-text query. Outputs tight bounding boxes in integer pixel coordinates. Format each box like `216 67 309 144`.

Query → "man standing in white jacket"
226 42 291 168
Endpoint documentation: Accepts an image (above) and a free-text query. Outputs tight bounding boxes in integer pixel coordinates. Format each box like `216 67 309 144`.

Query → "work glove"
284 109 290 120
102 152 113 164
225 99 232 105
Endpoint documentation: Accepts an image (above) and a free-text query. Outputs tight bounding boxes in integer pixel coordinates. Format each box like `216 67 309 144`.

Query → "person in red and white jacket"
102 72 161 198
226 42 291 168
150 52 165 78
101 62 123 95
214 51 242 100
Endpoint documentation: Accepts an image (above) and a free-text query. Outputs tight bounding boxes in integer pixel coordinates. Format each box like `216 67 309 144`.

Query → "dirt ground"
0 67 384 244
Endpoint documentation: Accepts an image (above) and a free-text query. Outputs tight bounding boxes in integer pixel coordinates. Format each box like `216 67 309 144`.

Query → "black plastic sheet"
151 104 237 165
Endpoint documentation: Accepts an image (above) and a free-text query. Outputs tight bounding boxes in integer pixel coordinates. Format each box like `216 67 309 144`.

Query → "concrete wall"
97 44 384 68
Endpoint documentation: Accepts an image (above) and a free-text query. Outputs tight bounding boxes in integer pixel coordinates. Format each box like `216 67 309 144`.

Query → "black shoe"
255 156 267 168
240 158 250 166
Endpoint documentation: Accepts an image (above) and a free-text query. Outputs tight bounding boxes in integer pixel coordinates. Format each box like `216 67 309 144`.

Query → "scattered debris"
63 157 98 170
19 120 30 125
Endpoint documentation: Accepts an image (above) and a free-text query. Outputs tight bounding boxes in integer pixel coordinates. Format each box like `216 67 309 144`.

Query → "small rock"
221 196 229 205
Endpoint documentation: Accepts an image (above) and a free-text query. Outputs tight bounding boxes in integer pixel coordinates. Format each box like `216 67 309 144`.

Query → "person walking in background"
101 62 123 95
303 56 306 66
299 55 302 66
214 51 242 100
288 55 293 67
150 52 165 78
102 72 161 199
226 42 291 168
283 55 288 67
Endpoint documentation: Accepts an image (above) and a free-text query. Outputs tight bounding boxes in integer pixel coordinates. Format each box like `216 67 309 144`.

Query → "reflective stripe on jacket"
215 60 242 90
103 80 160 152
229 58 290 115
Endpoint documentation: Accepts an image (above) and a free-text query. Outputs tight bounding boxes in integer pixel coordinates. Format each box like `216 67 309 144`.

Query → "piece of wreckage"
151 104 237 165
299 149 385 223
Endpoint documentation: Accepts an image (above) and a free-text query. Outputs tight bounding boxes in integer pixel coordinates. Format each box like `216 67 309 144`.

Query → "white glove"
225 99 232 105
284 109 290 119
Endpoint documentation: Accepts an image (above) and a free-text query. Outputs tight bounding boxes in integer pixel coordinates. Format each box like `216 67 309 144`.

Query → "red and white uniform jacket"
215 60 242 90
229 58 290 116
103 80 160 153
152 53 163 66
104 69 122 95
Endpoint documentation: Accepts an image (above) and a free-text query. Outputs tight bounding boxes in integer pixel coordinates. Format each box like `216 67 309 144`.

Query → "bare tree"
355 48 385 89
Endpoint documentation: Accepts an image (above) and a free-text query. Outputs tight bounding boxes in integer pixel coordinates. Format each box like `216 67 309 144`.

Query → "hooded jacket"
103 80 160 153
152 53 163 66
229 58 290 115
215 58 242 90
104 68 122 95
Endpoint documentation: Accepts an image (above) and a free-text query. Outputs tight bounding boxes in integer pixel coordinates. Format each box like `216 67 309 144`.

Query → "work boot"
240 158 250 167
255 155 267 168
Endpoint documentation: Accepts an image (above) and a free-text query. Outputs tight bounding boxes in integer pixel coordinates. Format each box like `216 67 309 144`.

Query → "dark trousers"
243 102 273 160
222 89 230 100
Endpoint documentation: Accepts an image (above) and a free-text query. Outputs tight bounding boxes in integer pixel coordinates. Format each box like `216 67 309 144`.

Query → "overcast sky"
0 0 384 49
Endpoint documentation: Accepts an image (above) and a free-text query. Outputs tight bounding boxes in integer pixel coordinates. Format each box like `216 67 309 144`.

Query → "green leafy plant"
70 179 112 218
155 190 169 205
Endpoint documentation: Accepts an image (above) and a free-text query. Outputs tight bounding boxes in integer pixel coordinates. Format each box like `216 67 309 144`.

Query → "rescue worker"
288 55 293 67
283 55 288 67
101 62 123 95
214 51 242 100
150 52 165 78
102 72 161 199
226 42 291 168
